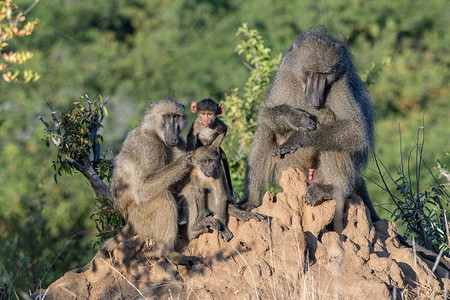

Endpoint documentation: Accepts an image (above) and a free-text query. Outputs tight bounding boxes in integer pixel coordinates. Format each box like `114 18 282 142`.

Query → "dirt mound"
37 168 449 299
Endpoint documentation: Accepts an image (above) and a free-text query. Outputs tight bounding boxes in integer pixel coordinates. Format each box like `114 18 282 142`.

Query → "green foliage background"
0 0 449 295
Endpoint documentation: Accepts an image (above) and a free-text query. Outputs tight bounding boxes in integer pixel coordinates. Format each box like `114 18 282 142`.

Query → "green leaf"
102 105 108 118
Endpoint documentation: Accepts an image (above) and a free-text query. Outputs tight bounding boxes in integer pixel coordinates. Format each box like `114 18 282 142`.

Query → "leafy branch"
0 0 40 83
39 95 123 243
221 23 281 194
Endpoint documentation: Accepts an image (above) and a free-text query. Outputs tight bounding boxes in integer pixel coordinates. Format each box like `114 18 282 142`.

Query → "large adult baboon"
106 96 195 264
243 30 379 221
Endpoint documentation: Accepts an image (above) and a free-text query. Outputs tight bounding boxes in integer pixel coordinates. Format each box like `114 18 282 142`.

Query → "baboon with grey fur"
187 98 227 151
187 98 233 194
181 145 234 242
84 97 260 270
243 30 379 221
105 96 195 265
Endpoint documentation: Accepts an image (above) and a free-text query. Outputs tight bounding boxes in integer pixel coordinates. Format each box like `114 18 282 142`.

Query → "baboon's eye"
174 115 180 118
164 114 170 118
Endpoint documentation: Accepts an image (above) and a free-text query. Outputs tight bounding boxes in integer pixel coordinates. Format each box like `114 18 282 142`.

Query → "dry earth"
35 168 449 299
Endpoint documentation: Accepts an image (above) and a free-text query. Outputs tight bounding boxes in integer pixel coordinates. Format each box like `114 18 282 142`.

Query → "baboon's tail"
220 147 234 198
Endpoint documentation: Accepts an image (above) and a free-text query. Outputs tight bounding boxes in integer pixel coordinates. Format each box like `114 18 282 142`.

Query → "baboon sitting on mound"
243 30 379 221
180 145 234 242
89 96 261 268
107 96 195 264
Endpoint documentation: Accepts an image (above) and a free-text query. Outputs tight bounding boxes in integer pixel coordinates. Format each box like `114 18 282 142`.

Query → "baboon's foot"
192 216 221 232
228 204 266 221
219 227 234 241
164 251 197 266
305 183 333 206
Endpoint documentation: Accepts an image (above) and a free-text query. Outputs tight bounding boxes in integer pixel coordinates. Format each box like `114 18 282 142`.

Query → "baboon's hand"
295 110 316 131
220 228 234 241
272 144 302 157
184 151 194 165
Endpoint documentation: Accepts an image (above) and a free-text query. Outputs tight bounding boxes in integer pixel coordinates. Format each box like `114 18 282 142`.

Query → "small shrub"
373 122 450 254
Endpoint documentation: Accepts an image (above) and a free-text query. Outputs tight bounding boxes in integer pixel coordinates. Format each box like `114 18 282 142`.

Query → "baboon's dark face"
200 157 218 177
162 113 183 147
194 147 220 177
302 71 335 108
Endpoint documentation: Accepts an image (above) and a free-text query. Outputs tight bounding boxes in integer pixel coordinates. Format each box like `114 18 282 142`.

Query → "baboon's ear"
146 102 155 111
190 101 197 113
218 103 225 115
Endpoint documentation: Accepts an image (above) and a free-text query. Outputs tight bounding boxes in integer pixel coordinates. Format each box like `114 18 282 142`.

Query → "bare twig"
23 0 40 15
100 95 110 108
38 113 61 147
86 94 92 112
444 211 450 250
98 96 109 123
37 116 49 131
432 247 445 273
46 103 61 136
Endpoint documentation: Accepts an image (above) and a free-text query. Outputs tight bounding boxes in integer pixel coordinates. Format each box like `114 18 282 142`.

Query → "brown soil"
36 168 449 299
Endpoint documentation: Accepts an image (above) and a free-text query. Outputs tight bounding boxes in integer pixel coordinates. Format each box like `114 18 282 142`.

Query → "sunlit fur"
243 29 379 221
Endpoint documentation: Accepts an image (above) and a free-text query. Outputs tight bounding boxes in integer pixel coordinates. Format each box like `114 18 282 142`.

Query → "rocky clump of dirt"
37 167 449 299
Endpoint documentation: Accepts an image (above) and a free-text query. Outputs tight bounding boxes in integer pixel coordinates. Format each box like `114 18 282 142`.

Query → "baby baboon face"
200 157 218 177
193 147 220 177
197 111 216 128
191 99 225 128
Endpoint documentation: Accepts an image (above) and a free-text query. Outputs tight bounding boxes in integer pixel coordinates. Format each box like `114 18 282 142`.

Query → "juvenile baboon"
187 98 227 150
258 106 334 181
181 145 234 242
187 98 233 194
243 30 380 221
105 96 195 265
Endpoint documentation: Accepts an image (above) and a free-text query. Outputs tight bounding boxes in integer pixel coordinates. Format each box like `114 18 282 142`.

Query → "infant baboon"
187 98 227 150
244 30 380 221
258 106 335 181
182 145 234 241
187 98 233 194
105 96 194 265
